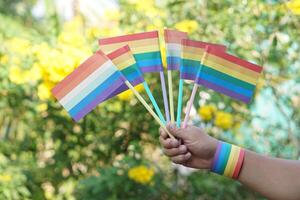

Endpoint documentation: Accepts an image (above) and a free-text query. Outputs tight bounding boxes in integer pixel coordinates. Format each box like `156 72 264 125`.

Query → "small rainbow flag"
101 45 145 99
99 30 170 122
164 29 188 70
176 39 227 127
98 31 163 73
103 45 166 123
195 48 263 103
51 50 125 121
181 39 227 81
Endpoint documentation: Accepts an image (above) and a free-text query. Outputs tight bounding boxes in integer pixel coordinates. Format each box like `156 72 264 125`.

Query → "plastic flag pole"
125 80 174 139
176 79 184 127
160 71 170 122
182 46 209 128
143 82 166 124
167 70 175 123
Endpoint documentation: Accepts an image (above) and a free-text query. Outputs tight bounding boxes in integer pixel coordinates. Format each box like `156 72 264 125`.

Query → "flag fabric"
195 48 263 103
164 29 188 70
101 45 145 99
51 50 125 122
104 45 166 123
99 31 163 73
181 39 227 81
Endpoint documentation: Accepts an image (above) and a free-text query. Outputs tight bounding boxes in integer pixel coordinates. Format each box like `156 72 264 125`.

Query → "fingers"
171 152 191 164
159 136 179 149
163 145 187 157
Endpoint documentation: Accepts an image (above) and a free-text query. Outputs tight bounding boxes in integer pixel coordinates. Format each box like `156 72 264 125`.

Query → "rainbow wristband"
211 141 245 179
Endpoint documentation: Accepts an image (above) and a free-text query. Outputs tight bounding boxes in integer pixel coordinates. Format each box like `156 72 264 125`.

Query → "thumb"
166 123 185 139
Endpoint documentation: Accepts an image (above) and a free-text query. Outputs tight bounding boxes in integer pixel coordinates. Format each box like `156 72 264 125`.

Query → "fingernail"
179 145 187 152
170 123 175 130
185 152 191 159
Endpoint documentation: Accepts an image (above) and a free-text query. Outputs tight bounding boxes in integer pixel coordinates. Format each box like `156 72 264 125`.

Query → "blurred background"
0 0 300 199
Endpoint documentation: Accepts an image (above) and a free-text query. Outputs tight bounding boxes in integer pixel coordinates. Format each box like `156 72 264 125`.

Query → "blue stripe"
199 73 254 97
167 56 181 64
136 59 162 67
69 72 122 117
123 71 143 82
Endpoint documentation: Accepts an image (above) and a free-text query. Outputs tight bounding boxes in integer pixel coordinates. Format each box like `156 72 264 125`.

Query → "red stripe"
208 48 263 73
182 39 227 51
232 149 245 179
51 51 108 100
106 45 130 60
98 31 158 45
164 29 187 43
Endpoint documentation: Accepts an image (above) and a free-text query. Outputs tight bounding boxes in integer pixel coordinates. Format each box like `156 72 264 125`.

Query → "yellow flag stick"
168 70 175 123
124 80 175 139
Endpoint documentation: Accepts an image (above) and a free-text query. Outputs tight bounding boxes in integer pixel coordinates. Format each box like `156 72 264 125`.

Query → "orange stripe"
52 52 107 100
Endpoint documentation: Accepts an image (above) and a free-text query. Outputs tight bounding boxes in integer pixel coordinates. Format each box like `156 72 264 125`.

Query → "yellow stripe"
203 59 257 85
183 46 205 55
111 52 134 66
182 52 202 61
116 58 136 70
228 146 241 178
100 38 159 53
224 145 238 177
130 45 160 54
207 54 260 78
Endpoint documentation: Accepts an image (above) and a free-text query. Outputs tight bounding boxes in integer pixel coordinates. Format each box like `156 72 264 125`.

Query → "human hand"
159 124 218 169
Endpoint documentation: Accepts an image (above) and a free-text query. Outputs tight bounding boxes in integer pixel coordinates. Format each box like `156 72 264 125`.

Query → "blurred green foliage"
0 0 299 199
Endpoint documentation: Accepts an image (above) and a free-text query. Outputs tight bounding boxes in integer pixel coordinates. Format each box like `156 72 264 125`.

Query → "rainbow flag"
181 39 227 81
98 31 163 73
164 29 188 70
103 45 166 123
194 48 263 103
99 31 170 122
101 45 145 99
51 50 125 121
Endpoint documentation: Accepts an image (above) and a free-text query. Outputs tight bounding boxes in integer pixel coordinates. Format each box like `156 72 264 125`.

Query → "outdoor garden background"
0 0 300 199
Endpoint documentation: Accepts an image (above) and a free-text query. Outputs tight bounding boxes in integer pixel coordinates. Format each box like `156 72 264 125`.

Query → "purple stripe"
168 64 180 70
103 77 144 101
73 78 124 121
141 65 163 73
180 73 195 81
211 142 223 171
198 79 251 103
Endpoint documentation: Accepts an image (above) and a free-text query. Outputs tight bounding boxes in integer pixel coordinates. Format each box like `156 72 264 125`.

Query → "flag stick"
182 46 209 128
160 71 170 122
143 82 166 124
176 79 184 127
167 70 175 123
125 80 174 139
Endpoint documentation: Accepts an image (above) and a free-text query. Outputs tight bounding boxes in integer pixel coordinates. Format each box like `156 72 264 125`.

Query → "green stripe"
134 51 162 61
219 143 232 174
182 59 200 67
121 64 141 76
201 65 255 91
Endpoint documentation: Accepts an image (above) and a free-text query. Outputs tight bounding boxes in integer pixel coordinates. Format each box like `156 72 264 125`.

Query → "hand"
159 124 219 169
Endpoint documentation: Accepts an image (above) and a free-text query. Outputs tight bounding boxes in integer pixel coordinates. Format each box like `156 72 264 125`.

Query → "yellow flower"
198 105 216 121
37 83 52 101
9 66 24 84
175 20 199 33
37 103 48 112
286 0 300 15
0 55 9 65
0 174 12 182
214 111 233 130
128 165 154 185
118 84 144 101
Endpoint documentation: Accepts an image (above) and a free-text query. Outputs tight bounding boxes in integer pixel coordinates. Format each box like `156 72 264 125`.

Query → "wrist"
210 141 245 179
